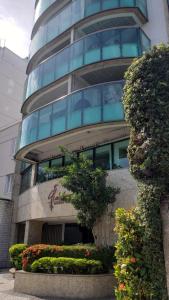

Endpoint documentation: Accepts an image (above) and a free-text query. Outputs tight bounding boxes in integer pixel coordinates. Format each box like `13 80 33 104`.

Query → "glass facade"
26 28 150 100
32 0 148 57
36 139 129 184
34 0 55 22
19 82 124 150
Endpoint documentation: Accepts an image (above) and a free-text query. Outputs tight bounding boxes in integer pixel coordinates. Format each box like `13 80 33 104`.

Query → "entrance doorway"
64 223 94 245
42 224 62 245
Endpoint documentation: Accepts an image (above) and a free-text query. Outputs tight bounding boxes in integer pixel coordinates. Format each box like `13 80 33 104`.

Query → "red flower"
119 283 126 291
85 250 91 257
22 257 28 270
130 257 137 263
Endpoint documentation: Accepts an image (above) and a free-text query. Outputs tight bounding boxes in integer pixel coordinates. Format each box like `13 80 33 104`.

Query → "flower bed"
22 244 114 272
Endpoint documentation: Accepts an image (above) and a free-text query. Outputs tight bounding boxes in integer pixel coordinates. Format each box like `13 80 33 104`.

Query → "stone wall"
0 199 13 268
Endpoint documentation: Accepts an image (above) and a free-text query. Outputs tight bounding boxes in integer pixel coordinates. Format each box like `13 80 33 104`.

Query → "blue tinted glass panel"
70 41 84 72
84 0 101 17
52 99 67 135
103 83 124 121
42 56 55 86
20 112 38 148
114 140 129 168
55 48 69 80
120 0 134 7
102 30 121 60
102 0 119 9
84 33 101 65
95 145 112 170
83 87 101 125
67 93 82 129
38 105 52 140
121 28 139 57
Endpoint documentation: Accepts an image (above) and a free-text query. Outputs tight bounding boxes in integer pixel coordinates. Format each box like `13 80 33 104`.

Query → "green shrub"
114 208 151 299
9 244 28 270
123 44 169 299
22 244 114 272
31 257 104 274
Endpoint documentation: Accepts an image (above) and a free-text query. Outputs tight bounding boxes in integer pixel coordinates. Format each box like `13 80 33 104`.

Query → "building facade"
14 0 169 247
0 47 27 268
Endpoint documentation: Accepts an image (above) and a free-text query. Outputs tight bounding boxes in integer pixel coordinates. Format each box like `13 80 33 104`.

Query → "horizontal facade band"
18 81 125 152
31 0 148 58
25 27 150 102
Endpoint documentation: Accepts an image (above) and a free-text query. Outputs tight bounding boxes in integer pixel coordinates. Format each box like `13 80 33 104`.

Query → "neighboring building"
14 0 169 246
0 47 27 268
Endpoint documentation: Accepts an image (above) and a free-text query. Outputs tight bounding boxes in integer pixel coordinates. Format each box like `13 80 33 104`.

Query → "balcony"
25 27 150 106
30 0 148 60
16 81 128 162
34 0 56 22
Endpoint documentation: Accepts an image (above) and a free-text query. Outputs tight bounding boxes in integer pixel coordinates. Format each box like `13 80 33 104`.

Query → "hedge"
22 244 115 272
9 244 28 270
31 257 104 274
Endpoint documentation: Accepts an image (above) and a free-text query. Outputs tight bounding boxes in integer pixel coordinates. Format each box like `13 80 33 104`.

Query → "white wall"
0 122 20 200
0 47 27 129
143 0 169 45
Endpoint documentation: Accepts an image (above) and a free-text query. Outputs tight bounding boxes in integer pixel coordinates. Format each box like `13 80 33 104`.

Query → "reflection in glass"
19 82 126 150
95 145 112 170
114 140 129 168
26 28 150 100
38 105 52 140
32 0 148 58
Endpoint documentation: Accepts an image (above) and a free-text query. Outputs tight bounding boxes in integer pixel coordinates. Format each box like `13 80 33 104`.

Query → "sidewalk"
0 270 114 300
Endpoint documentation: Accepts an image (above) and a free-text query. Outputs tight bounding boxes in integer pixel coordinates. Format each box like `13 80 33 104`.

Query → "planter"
14 271 115 299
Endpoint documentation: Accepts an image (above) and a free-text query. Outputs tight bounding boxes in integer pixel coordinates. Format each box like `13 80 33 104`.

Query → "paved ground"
0 270 114 300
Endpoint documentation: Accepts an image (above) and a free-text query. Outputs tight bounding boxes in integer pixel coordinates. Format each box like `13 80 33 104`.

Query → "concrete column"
31 164 36 187
24 220 43 245
161 200 169 297
70 28 75 43
10 160 22 245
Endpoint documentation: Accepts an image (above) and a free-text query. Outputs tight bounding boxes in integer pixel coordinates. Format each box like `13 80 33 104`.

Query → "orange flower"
85 250 91 257
119 283 126 291
130 257 137 263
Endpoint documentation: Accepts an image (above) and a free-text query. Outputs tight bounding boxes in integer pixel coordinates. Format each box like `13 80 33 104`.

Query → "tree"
122 44 169 299
57 150 119 238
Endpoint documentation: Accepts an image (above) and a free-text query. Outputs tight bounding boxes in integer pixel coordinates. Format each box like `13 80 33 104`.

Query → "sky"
0 0 35 58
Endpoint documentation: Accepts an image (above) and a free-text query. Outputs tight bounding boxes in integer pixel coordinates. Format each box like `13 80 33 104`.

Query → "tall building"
14 0 169 246
0 47 27 268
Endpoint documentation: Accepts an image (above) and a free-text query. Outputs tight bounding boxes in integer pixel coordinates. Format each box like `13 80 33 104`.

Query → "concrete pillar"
24 220 43 245
10 160 22 245
161 200 169 297
31 164 36 187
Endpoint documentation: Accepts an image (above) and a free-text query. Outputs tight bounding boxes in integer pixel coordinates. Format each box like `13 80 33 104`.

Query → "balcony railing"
19 81 124 151
34 0 55 22
31 0 148 58
26 27 150 101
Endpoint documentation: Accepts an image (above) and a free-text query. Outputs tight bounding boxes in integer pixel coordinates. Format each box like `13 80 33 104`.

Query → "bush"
22 244 115 272
114 208 151 299
31 257 104 274
9 244 28 270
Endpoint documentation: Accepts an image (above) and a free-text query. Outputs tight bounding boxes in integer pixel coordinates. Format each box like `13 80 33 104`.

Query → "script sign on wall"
48 184 63 211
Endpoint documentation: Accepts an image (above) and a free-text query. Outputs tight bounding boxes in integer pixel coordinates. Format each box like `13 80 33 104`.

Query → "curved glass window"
19 82 124 151
36 139 129 185
26 28 150 101
32 0 148 58
34 0 55 22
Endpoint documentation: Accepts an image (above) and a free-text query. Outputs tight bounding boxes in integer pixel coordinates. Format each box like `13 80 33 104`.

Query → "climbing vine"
115 44 169 299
